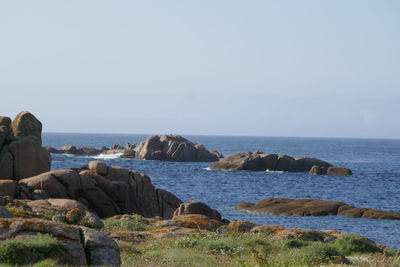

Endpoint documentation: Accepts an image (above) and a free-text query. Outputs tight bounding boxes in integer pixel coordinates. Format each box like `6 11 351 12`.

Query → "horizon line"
42 131 400 141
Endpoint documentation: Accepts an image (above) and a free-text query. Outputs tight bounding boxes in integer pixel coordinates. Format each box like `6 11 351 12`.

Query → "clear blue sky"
1 1 399 138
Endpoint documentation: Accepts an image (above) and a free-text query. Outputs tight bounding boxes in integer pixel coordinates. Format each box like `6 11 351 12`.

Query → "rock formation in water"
0 160 182 219
47 135 223 162
236 198 400 220
209 151 332 172
0 111 51 180
309 165 352 176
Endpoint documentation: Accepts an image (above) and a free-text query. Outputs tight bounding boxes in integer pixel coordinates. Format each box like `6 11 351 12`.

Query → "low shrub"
300 242 343 265
332 234 382 255
0 233 65 265
103 214 152 232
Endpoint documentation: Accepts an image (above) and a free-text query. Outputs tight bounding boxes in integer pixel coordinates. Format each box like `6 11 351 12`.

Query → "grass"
119 232 346 267
102 214 154 232
0 233 66 265
119 231 400 267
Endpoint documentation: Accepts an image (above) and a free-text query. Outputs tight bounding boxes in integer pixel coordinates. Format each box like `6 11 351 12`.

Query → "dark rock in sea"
209 151 331 172
236 198 400 220
13 161 182 219
0 111 50 180
173 200 222 221
309 165 352 176
133 135 222 162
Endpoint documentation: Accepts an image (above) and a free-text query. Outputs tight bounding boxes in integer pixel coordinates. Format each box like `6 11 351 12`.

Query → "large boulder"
9 136 51 180
173 200 222 221
236 198 400 220
133 135 222 162
0 218 120 266
0 112 51 181
11 111 43 144
17 161 182 219
209 152 331 172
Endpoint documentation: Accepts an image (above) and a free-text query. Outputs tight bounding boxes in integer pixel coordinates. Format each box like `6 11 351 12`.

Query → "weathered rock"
228 220 258 232
18 162 181 219
9 136 51 180
134 135 221 162
81 226 121 266
88 160 108 175
11 111 43 144
209 152 331 172
66 208 104 230
236 198 400 220
0 151 14 180
0 206 13 218
159 214 225 231
0 180 17 197
173 200 222 221
309 165 352 176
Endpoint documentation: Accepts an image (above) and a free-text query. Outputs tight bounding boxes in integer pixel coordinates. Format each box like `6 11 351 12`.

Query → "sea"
43 133 400 249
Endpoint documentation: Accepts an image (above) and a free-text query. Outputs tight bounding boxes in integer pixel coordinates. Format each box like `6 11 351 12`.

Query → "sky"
1 1 399 138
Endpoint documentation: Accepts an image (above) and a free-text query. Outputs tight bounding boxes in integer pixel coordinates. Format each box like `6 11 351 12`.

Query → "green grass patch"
0 233 66 265
103 214 153 232
332 234 382 255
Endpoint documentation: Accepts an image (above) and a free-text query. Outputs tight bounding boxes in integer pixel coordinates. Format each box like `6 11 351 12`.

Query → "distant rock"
0 111 50 180
309 165 353 176
236 198 400 220
209 151 331 172
132 135 222 162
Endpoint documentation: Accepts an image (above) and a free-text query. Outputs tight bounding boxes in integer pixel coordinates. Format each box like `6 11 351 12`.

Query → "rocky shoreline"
0 111 398 266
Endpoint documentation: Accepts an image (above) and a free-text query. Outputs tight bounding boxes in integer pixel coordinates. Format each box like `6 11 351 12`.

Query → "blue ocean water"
43 133 400 248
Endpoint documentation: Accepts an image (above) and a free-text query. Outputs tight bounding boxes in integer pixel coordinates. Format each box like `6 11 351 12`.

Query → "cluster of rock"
209 151 352 175
236 198 400 220
47 135 223 162
0 161 182 219
0 111 50 180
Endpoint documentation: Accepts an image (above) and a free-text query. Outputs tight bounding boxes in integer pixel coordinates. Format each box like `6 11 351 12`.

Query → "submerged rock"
209 151 331 172
309 165 353 176
236 198 400 220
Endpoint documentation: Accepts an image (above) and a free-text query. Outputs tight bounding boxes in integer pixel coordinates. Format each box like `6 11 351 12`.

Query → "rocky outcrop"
173 200 222 221
132 135 222 162
9 161 182 219
309 165 352 176
0 218 120 266
236 198 400 220
0 112 50 180
209 152 331 172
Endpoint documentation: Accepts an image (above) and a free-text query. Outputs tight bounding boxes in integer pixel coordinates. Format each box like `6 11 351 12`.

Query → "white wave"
203 167 212 171
92 152 123 160
265 169 285 173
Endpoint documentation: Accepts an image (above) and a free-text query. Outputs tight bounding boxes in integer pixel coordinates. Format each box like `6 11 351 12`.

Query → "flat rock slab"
209 152 331 172
236 198 400 220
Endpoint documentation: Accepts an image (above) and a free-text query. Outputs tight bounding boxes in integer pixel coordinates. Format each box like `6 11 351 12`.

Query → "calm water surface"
43 133 400 248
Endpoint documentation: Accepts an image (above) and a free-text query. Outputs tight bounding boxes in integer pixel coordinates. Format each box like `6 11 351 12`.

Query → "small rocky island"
209 151 352 175
47 134 223 162
236 198 400 220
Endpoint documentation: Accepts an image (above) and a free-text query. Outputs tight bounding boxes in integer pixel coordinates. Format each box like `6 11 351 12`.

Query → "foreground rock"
236 198 400 220
209 151 332 172
3 161 182 219
310 165 353 176
0 218 120 266
0 111 50 180
173 200 222 221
